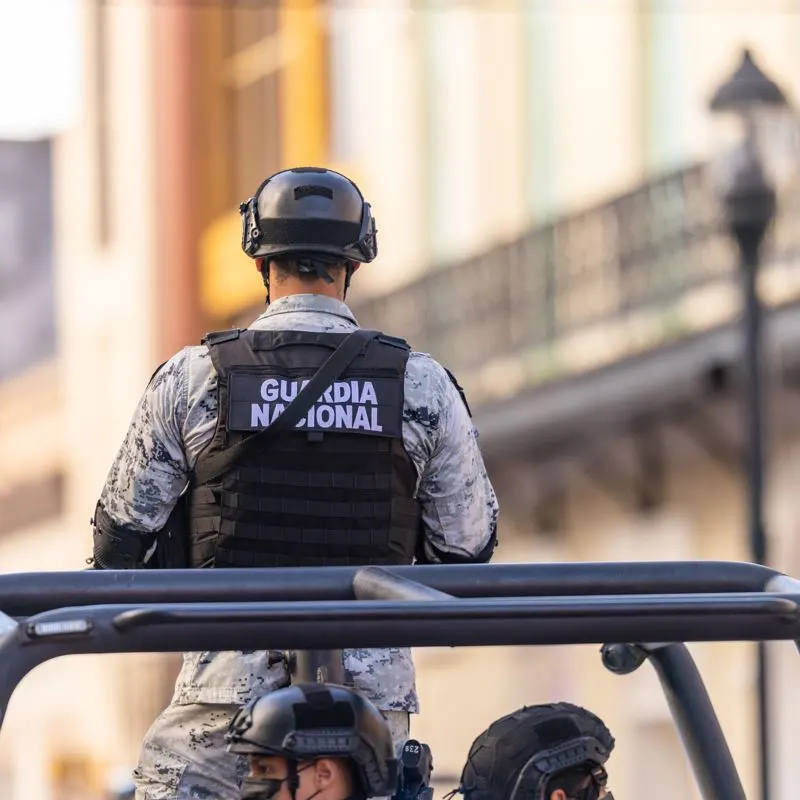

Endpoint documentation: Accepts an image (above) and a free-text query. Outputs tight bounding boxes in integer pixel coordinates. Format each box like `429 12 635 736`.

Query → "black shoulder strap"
443 366 472 418
145 360 168 390
193 328 380 487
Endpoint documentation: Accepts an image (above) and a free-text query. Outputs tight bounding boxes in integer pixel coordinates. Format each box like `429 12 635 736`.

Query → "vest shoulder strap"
375 333 411 351
202 328 243 347
443 366 472 418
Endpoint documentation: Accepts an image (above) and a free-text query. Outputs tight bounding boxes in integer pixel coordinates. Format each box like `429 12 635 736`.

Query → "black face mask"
569 785 615 800
240 777 361 800
543 766 614 800
242 762 318 800
241 776 286 800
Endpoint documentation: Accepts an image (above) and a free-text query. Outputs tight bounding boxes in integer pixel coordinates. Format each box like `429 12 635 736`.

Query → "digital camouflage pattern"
97 294 498 798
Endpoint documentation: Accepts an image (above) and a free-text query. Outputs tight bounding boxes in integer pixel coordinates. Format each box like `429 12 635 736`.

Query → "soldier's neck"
269 281 344 303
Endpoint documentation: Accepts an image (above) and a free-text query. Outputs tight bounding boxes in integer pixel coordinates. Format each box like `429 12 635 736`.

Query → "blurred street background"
1 0 800 798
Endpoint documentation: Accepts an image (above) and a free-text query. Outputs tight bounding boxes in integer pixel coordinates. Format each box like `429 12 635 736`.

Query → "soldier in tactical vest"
226 683 398 800
457 703 616 800
91 166 499 799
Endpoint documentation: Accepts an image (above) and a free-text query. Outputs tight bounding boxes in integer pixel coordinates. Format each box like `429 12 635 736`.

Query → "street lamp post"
708 48 799 800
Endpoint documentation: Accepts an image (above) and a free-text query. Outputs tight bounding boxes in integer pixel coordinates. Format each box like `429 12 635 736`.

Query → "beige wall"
547 0 645 211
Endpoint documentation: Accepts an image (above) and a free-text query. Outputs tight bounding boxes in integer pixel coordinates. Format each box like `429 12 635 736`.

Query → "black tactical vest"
188 328 422 569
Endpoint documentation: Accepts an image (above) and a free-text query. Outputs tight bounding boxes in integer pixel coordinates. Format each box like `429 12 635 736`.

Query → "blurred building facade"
192 5 800 793
0 1 198 796
2 2 800 799
342 5 800 800
0 1 347 797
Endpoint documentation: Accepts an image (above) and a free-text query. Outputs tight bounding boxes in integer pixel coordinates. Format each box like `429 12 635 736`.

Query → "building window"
196 1 331 324
639 0 686 173
228 73 282 205
520 2 556 221
0 140 56 380
328 4 357 165
222 5 283 206
421 5 481 263
91 0 111 246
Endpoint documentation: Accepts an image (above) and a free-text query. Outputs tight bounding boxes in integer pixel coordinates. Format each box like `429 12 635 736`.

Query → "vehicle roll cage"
0 560 798 800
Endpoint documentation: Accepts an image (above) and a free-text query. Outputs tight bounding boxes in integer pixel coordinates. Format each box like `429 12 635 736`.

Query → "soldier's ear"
312 758 337 789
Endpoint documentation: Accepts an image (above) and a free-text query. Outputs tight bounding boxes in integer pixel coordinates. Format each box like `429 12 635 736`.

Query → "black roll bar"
602 643 746 800
0 561 783 617
1 563 798 800
1 591 797 720
359 567 751 800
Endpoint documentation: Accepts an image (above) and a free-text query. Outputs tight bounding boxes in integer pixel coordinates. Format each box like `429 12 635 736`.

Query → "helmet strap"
343 263 354 299
260 260 271 305
287 761 301 800
288 761 329 800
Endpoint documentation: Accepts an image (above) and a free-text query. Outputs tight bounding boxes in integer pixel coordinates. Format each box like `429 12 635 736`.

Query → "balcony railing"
352 162 800 408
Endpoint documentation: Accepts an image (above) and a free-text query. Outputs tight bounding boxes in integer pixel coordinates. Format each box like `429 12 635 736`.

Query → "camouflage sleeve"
98 349 191 533
403 354 499 561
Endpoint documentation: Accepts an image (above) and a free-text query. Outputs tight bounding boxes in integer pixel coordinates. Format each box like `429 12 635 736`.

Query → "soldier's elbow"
92 502 156 569
468 529 497 563
417 530 497 565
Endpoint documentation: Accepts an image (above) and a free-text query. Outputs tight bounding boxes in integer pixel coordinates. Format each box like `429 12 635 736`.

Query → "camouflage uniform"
98 294 499 799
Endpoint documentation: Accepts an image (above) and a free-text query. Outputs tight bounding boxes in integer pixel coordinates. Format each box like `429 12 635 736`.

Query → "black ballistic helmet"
459 703 615 800
226 683 398 799
239 167 378 264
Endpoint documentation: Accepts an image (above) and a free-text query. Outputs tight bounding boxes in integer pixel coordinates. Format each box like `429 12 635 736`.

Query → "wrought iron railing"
351 162 800 398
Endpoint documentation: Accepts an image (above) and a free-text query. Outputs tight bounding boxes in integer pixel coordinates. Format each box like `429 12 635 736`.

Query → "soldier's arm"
404 355 499 564
91 350 191 568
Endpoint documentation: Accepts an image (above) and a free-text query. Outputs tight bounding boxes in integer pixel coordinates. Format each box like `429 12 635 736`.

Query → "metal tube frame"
602 642 746 800
0 562 798 800
0 560 781 618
